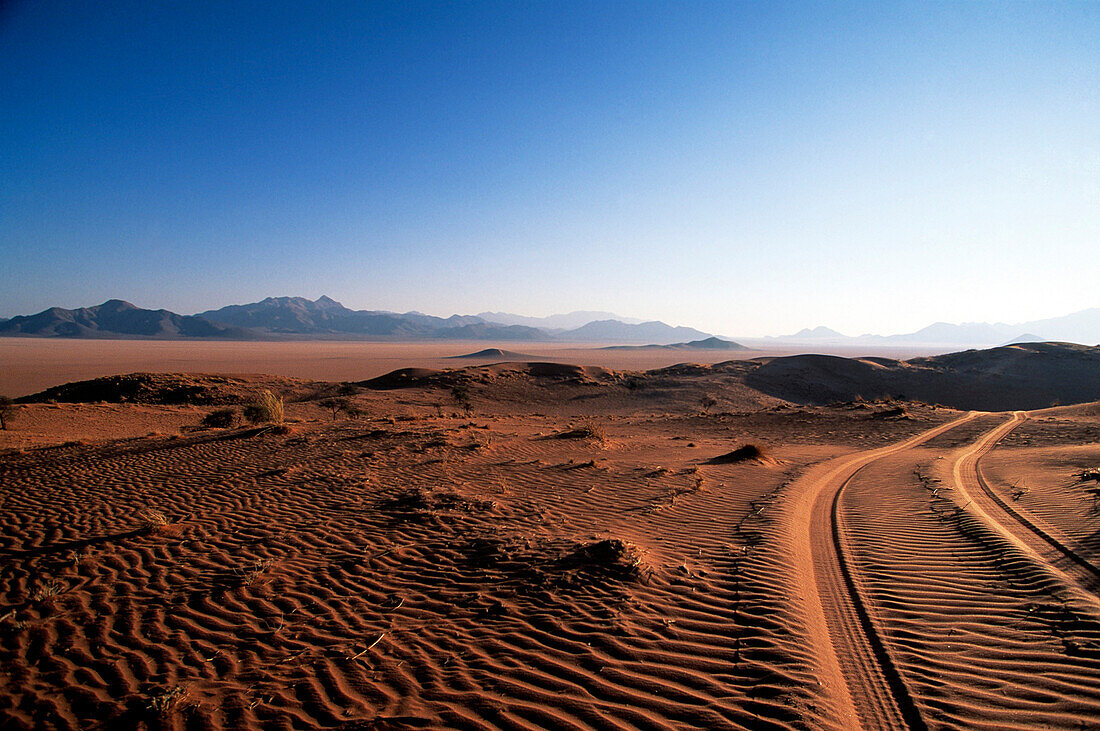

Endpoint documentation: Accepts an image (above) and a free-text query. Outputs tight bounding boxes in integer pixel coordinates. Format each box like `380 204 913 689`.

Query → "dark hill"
16 372 317 405
745 342 1100 411
447 348 540 359
602 336 748 351
198 296 545 340
560 319 712 344
0 300 254 339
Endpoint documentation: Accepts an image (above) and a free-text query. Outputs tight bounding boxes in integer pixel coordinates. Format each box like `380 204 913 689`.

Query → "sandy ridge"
784 412 980 729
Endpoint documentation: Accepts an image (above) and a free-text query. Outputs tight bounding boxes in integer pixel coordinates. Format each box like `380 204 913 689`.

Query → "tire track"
785 412 979 730
952 412 1100 604
970 412 1100 592
830 469 927 731
838 416 1100 728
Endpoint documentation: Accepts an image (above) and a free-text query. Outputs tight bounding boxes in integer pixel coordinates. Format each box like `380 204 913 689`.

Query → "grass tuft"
138 509 172 533
244 390 284 424
146 684 191 715
32 580 66 602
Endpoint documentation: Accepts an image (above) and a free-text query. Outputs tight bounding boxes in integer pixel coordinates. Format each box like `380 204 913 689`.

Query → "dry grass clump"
234 559 274 587
380 486 495 514
707 443 768 464
872 404 913 420
32 580 66 602
244 390 284 424
138 509 172 533
146 684 191 715
551 419 607 443
558 538 647 581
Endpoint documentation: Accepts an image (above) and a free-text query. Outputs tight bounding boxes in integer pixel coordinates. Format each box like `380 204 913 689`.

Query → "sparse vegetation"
451 384 472 415
32 580 65 602
146 684 190 715
319 396 362 420
552 419 607 442
708 443 767 464
235 559 274 587
201 408 236 428
138 509 172 533
245 389 285 424
558 539 647 581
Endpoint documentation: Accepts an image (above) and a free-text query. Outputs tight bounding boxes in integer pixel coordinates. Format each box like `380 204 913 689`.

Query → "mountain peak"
97 299 139 311
791 326 846 339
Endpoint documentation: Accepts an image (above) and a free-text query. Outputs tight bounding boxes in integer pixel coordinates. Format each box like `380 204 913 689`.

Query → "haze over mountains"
768 309 1100 347
1 296 1097 348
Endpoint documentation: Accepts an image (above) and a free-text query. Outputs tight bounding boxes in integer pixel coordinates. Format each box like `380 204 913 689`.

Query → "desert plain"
1 340 1099 730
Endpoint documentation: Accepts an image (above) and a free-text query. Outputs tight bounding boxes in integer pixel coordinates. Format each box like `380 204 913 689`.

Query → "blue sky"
2 1 1097 336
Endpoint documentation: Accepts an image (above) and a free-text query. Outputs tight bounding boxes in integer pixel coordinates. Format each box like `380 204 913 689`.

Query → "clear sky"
2 1 1097 336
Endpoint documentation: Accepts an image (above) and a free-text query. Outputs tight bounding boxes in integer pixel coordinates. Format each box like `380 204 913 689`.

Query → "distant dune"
601 336 748 352
446 348 541 360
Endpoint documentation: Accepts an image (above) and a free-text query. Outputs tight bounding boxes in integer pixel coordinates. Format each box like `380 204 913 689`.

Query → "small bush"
319 397 363 420
451 384 472 415
201 408 236 428
245 390 284 424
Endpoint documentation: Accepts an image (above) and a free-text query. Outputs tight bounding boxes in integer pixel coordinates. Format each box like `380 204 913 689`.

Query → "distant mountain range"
0 297 713 344
476 310 646 330
766 308 1100 347
0 299 255 339
2 296 1096 347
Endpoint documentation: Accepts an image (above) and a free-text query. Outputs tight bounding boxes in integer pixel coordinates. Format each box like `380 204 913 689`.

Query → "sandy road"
953 411 1100 600
790 410 1100 730
785 412 979 730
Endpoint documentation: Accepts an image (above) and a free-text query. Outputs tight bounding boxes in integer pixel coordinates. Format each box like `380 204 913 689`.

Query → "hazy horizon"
2 2 1097 337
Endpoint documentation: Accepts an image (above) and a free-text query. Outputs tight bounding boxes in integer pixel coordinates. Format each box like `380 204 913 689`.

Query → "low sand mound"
707 443 778 465
446 348 537 360
359 367 449 389
555 538 645 580
871 404 913 420
543 421 607 442
16 372 317 405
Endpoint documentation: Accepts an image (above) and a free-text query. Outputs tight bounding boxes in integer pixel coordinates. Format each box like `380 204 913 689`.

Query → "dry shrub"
708 443 768 464
201 408 236 428
138 509 172 533
245 390 284 424
146 685 191 715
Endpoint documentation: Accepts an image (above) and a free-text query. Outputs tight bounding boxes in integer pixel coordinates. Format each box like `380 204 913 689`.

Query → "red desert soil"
1 364 1098 730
